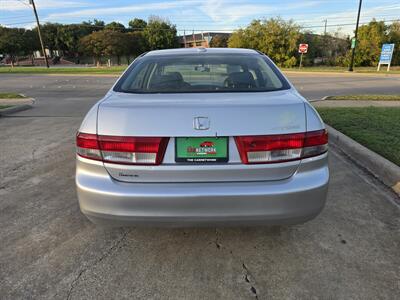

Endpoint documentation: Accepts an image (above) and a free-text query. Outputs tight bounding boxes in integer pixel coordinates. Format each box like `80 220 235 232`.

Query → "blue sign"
379 44 395 64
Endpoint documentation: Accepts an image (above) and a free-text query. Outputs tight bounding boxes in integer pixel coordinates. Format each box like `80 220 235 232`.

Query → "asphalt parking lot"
1 73 400 299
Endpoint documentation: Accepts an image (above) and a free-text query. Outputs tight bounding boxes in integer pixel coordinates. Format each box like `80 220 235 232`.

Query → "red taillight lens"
76 132 169 165
302 129 328 159
235 129 328 164
76 133 102 161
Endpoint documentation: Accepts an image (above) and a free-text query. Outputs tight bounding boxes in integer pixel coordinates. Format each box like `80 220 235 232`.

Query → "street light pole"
348 0 362 72
29 0 49 68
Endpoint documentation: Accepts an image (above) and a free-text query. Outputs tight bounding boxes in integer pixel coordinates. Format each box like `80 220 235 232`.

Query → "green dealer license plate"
175 137 228 163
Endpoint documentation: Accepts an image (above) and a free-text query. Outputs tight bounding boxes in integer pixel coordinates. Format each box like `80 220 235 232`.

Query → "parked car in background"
76 48 329 227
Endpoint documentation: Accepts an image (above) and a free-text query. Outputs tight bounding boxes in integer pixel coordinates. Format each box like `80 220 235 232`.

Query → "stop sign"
298 43 308 54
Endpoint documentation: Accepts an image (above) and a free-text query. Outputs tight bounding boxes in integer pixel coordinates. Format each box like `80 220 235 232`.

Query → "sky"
0 0 399 35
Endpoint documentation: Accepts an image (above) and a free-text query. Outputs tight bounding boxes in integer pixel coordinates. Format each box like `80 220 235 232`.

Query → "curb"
0 104 32 116
326 124 400 196
0 96 35 106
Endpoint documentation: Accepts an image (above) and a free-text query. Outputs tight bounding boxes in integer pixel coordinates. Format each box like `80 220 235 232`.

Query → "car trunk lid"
97 90 306 183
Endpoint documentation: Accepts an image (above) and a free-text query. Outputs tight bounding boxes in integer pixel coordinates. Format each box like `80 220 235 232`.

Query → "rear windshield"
114 53 290 94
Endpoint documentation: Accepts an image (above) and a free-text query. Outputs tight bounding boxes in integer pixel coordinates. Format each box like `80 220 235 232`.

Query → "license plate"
175 137 228 163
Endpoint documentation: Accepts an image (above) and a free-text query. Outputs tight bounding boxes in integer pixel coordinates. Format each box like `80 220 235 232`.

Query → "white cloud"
0 0 88 11
199 0 322 25
45 1 196 20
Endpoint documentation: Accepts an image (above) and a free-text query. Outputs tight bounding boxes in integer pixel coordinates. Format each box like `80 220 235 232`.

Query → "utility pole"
323 19 327 35
29 0 49 68
348 0 362 72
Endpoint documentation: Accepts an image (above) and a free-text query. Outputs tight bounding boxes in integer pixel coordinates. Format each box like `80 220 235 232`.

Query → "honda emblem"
193 117 210 130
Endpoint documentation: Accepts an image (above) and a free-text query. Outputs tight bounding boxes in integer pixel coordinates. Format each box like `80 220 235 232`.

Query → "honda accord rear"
76 48 329 227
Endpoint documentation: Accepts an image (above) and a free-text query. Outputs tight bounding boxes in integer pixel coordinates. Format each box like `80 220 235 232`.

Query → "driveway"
0 74 399 299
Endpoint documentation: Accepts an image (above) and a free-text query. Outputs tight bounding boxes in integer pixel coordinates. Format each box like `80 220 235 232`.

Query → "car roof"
144 48 260 56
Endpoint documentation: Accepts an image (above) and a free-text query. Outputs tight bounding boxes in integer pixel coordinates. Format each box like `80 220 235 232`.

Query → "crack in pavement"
214 228 222 249
242 263 259 300
212 230 260 299
65 229 130 300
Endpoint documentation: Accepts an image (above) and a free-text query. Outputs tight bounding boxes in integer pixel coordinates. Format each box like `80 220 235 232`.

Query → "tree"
388 21 400 66
57 24 93 61
22 29 40 56
128 18 147 30
82 19 105 31
352 19 387 66
0 27 32 67
79 30 130 66
105 22 126 32
143 16 178 50
209 34 229 47
126 31 147 63
103 30 130 65
79 30 106 66
299 31 348 66
39 22 63 57
228 18 300 67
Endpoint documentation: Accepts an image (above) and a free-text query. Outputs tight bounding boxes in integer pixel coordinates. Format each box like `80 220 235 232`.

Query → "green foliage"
300 32 349 66
0 92 26 99
0 27 36 66
79 30 108 66
143 17 178 50
79 30 130 65
228 18 300 67
340 19 400 67
126 31 147 58
56 24 93 58
105 22 126 32
128 18 147 30
388 21 400 65
317 107 400 165
39 23 62 55
209 34 229 47
354 20 387 66
82 19 105 30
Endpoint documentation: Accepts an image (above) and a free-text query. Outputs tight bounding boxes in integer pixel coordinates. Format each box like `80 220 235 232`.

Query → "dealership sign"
377 43 395 71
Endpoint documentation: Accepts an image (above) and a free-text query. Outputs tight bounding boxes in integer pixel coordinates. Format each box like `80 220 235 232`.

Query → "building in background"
179 32 231 48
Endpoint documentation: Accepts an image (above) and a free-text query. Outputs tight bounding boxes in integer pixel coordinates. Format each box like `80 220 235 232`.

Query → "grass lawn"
282 66 400 74
0 105 13 109
317 107 400 166
325 94 400 101
0 66 126 75
0 92 26 99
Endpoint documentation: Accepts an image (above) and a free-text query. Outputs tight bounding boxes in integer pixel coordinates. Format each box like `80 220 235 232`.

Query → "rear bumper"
76 154 329 227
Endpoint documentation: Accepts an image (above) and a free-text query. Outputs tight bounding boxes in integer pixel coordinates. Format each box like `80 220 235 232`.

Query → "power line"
1 14 399 33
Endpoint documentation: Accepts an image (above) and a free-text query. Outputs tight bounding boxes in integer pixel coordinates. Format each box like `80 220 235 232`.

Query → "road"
0 73 399 299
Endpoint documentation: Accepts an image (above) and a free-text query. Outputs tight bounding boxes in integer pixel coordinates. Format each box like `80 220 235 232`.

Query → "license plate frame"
175 137 229 163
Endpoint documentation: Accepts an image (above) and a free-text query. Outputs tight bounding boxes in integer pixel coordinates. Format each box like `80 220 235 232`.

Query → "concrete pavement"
0 73 399 299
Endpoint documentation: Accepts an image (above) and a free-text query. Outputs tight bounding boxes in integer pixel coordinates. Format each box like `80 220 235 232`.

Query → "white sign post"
377 43 395 71
298 43 308 69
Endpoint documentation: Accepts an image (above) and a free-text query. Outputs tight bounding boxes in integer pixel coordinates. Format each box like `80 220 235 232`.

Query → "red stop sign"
298 43 308 53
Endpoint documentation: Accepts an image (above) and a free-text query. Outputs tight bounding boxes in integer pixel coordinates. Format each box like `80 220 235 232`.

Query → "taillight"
235 129 328 164
76 132 169 165
76 133 102 161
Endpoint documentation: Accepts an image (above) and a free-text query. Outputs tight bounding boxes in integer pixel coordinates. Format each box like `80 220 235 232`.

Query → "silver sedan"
76 48 329 227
